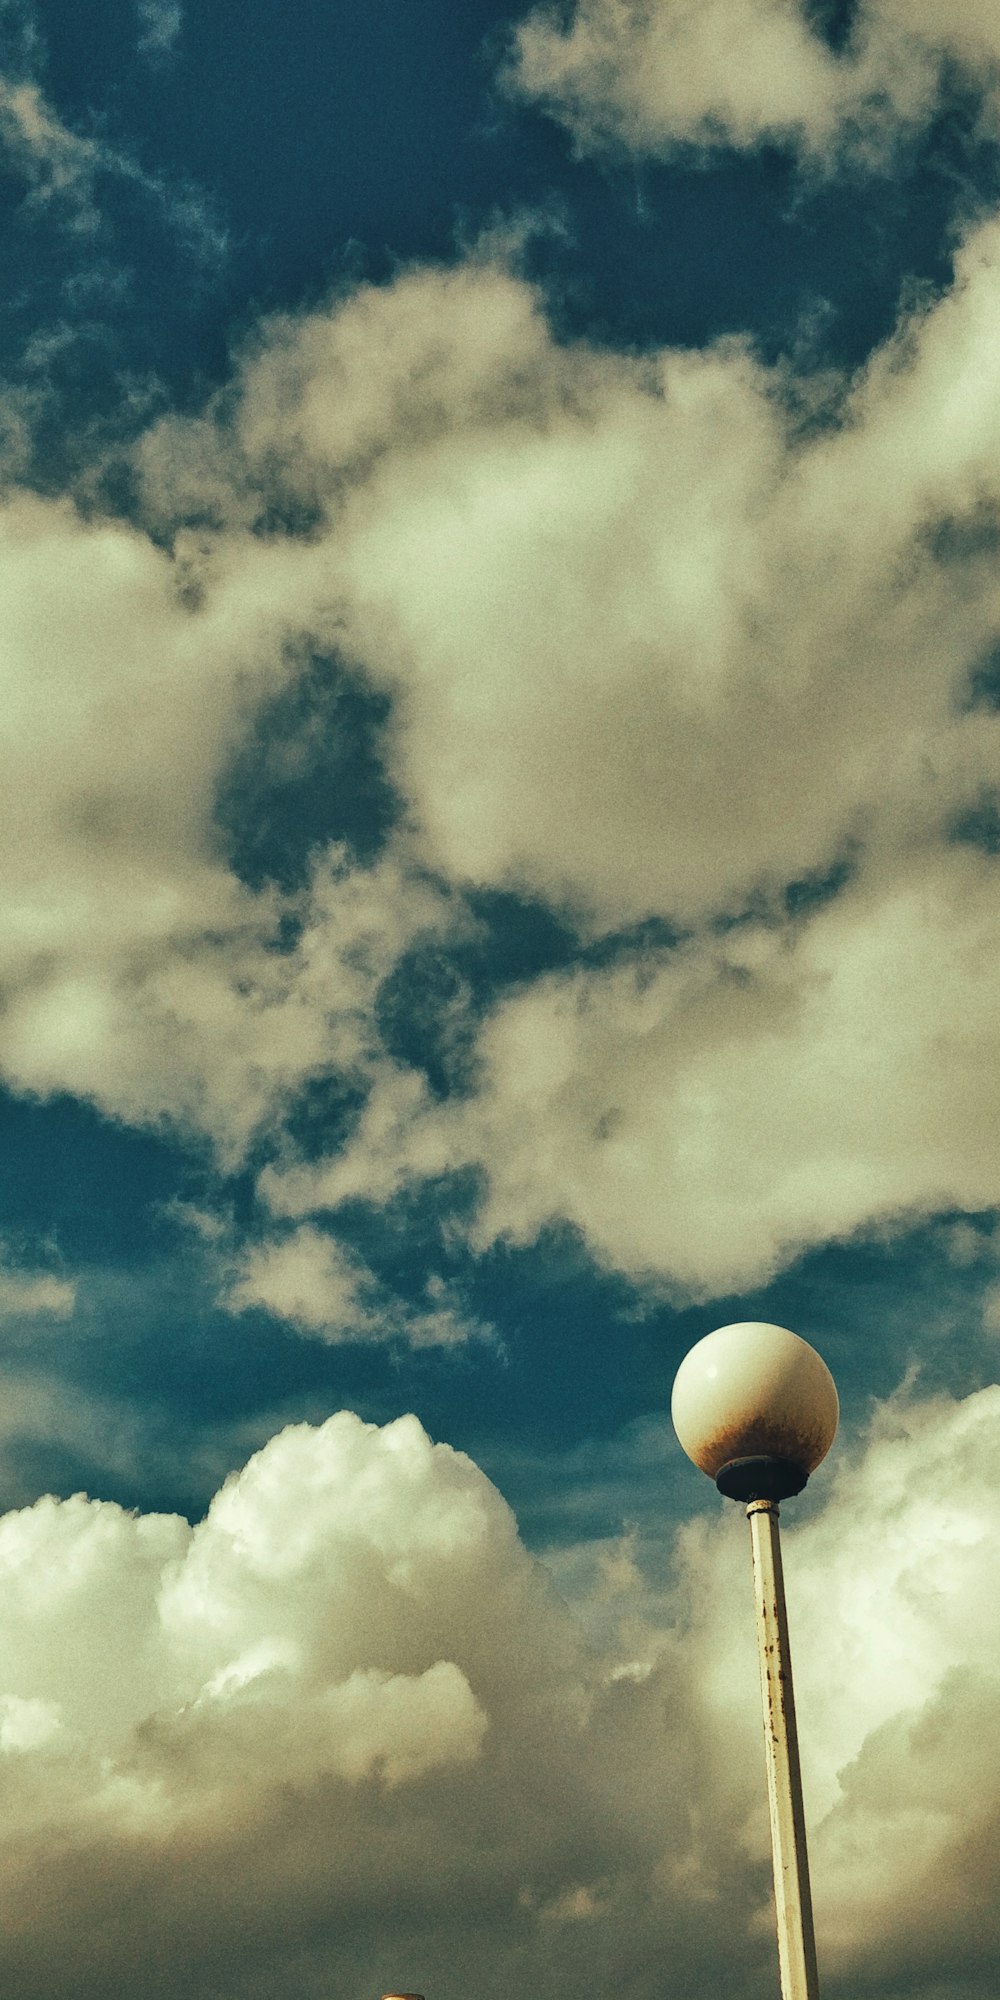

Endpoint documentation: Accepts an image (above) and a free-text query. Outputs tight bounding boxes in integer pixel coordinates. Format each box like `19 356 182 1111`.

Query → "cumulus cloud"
265 844 1000 1293
264 841 1000 1296
0 1414 504 1830
670 1380 1000 1988
151 221 1000 940
0 1410 698 2000
0 483 450 1156
506 0 1000 164
0 1392 993 1998
155 218 991 1290
5 194 1000 1289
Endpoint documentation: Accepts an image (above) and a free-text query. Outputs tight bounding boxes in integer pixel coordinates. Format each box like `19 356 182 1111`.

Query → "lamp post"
671 1321 839 2000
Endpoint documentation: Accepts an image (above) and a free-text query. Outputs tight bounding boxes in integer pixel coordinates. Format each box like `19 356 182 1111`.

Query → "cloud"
0 1391 994 1997
262 843 1000 1294
0 1413 506 1803
676 1380 1000 1987
160 221 1000 941
7 201 1000 1289
0 44 221 261
546 1378 1000 1996
225 1224 377 1336
0 481 450 1155
136 1 182 63
164 220 994 1290
0 73 105 232
505 0 1000 165
0 1261 74 1318
224 1224 488 1348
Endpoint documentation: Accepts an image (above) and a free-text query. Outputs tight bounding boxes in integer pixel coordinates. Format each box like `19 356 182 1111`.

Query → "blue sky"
1 4 1000 1997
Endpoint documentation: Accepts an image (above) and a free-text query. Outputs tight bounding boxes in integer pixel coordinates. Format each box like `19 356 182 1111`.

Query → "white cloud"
0 1393 992 1996
0 50 221 260
0 1413 505 1802
225 1225 377 1336
262 845 1000 1294
0 1691 62 1753
261 1062 454 1220
225 1225 488 1348
506 0 1000 164
163 221 1000 941
0 388 449 1183
0 1264 74 1318
179 219 999 1290
0 482 449 1157
6 198 1000 1292
0 74 103 229
538 1379 1000 1995
668 1381 1000 1982
136 1 182 62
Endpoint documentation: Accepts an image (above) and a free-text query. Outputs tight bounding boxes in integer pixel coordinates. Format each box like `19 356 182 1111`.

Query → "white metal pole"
746 1497 820 2000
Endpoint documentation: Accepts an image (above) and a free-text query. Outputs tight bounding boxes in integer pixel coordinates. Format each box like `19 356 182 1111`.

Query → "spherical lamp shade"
671 1322 838 1491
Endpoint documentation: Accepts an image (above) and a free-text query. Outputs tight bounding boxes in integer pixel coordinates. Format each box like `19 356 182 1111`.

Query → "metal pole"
746 1497 819 2000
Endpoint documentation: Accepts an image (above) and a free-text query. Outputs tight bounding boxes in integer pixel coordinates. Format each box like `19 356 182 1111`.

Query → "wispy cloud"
0 62 223 261
0 1264 74 1318
136 0 183 64
224 1223 488 1348
0 76 103 232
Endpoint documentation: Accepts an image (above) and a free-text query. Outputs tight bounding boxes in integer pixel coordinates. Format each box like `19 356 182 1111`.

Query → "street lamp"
671 1321 839 2000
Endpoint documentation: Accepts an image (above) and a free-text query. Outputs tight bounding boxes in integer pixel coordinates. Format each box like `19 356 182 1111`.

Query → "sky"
0 0 999 1994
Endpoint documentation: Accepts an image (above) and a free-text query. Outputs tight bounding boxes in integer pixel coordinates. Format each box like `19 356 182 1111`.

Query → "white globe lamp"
671 1320 839 1500
672 1322 839 2000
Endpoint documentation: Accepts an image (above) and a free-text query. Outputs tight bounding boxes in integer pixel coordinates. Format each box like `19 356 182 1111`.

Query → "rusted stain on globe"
671 1322 839 1482
688 1408 835 1478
